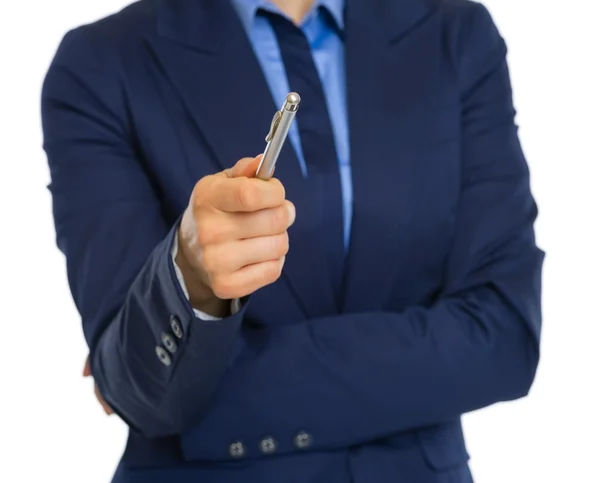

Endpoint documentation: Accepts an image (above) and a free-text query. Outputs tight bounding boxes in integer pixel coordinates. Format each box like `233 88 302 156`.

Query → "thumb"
225 155 262 179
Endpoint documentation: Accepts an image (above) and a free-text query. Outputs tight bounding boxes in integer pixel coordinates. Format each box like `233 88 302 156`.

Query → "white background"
0 0 598 481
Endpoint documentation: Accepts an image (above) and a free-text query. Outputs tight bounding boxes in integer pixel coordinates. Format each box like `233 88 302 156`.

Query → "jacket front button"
155 346 172 366
294 431 313 449
259 436 278 454
229 441 246 459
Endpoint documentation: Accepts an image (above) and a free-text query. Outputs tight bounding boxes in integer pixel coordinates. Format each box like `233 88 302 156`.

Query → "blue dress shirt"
230 0 353 248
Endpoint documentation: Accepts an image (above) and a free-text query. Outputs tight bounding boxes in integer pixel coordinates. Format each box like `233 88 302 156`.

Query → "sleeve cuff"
171 231 240 320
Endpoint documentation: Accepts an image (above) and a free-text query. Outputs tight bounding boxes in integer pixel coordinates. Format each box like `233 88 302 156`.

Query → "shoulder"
41 1 160 132
434 0 498 29
433 0 506 57
427 1 508 92
49 0 159 73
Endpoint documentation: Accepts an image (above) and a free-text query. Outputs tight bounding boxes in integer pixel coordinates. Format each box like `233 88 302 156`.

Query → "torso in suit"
41 0 544 482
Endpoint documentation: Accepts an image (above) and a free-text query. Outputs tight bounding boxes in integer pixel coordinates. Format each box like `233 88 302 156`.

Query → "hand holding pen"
173 93 301 316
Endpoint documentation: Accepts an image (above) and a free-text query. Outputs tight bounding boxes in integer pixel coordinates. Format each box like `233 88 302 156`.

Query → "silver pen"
255 92 301 180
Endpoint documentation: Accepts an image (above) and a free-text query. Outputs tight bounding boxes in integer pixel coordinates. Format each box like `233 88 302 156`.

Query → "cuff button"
161 333 178 353
170 315 183 339
155 346 172 366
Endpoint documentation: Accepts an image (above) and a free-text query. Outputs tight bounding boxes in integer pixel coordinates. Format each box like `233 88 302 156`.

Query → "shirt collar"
230 0 345 33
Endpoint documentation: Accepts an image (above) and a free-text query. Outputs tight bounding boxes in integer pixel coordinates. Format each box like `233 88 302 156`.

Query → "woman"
42 0 544 481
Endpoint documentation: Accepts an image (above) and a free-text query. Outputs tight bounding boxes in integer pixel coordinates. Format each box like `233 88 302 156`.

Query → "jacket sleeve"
180 4 545 459
41 28 247 438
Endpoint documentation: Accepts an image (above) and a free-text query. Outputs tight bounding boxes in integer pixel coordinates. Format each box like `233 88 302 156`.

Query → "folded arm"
42 29 246 438
182 4 544 459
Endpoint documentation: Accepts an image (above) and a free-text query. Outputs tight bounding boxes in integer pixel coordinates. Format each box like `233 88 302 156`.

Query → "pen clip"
265 110 282 142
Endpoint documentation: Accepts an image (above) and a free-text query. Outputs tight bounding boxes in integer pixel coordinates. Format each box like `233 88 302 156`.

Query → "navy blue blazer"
41 0 544 482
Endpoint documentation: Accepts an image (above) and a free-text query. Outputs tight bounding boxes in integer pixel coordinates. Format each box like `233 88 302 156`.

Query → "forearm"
90 223 246 438
43 25 245 439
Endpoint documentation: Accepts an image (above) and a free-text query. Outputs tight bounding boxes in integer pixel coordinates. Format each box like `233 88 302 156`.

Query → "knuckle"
196 213 230 246
237 181 259 211
284 200 296 225
278 232 290 256
191 179 203 200
191 193 205 215
268 206 289 232
199 246 219 274
192 176 213 205
267 232 289 258
196 222 216 246
211 276 236 300
269 178 286 201
262 260 282 285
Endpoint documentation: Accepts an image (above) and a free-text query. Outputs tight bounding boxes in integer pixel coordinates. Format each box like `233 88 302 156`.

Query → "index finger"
212 176 286 213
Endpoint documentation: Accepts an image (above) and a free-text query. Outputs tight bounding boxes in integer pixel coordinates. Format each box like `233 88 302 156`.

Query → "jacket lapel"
341 0 438 312
148 0 338 317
